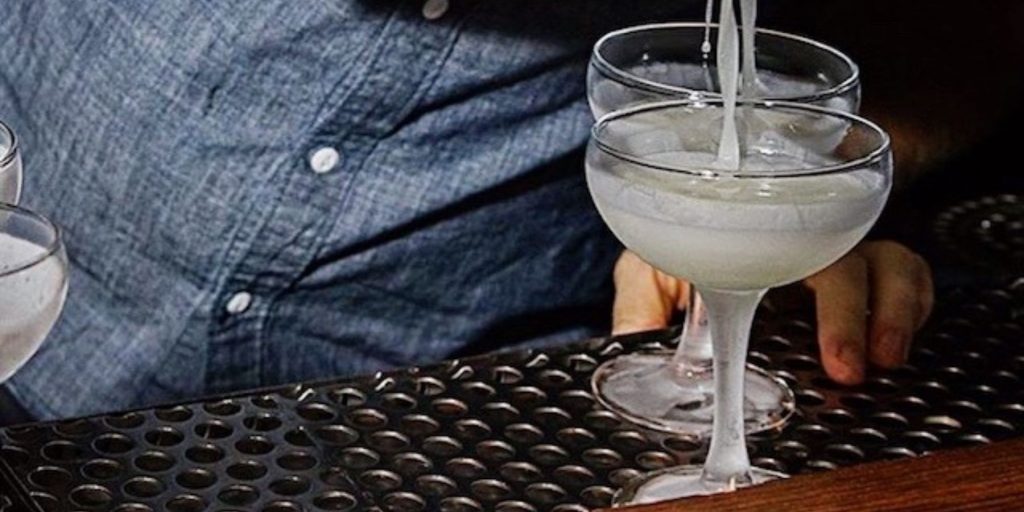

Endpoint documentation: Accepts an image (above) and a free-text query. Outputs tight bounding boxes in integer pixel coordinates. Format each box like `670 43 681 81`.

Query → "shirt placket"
203 1 470 394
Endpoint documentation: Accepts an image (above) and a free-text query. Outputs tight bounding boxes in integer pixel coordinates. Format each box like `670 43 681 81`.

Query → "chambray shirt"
0 1 693 420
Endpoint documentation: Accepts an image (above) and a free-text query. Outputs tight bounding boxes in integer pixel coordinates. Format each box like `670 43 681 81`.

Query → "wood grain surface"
603 438 1024 512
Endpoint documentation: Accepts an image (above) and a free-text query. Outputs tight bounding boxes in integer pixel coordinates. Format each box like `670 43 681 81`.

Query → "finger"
860 241 920 368
805 253 870 385
676 279 694 312
611 251 683 335
914 254 935 330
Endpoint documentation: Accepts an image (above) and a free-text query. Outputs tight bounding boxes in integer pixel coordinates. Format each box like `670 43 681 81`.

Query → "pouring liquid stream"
713 0 741 170
712 0 758 172
707 0 760 488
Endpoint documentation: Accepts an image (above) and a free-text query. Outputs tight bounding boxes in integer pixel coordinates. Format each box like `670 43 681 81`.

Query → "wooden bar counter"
607 438 1024 512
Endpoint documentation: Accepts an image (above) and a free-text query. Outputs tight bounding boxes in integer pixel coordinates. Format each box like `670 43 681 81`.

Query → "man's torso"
0 0 688 419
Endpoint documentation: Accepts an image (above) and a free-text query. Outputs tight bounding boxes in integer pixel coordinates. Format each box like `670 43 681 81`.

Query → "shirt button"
422 0 449 20
225 292 253 315
309 147 340 174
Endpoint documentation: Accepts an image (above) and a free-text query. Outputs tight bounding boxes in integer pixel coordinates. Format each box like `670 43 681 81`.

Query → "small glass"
0 204 69 383
588 22 860 118
0 120 22 205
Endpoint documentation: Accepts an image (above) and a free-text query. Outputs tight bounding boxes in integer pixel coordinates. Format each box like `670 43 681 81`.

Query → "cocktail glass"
588 22 860 437
0 204 69 383
586 99 891 502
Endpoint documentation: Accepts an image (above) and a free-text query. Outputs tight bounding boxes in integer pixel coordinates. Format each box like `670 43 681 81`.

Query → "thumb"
611 251 687 335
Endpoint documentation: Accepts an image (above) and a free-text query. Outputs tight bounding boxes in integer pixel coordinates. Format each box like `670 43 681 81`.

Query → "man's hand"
611 241 934 385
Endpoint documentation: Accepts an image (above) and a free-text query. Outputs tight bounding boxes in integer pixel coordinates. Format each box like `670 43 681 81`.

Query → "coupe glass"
0 204 69 383
0 120 21 204
586 100 891 503
588 22 860 437
588 22 860 118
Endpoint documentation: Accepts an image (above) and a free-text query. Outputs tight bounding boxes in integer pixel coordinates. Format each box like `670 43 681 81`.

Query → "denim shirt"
0 1 696 419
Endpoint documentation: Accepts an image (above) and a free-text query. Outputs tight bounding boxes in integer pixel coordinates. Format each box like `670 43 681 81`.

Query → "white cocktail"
590 151 885 289
0 204 68 383
586 100 891 502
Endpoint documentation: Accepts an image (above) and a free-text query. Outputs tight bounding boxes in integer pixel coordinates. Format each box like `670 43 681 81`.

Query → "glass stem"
699 287 766 488
670 287 713 374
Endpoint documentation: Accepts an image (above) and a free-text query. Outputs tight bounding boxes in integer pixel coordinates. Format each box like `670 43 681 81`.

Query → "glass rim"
0 120 17 168
0 203 64 279
591 99 891 179
591 22 860 104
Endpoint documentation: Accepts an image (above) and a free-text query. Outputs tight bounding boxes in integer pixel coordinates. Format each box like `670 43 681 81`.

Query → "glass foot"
613 464 787 506
592 351 795 437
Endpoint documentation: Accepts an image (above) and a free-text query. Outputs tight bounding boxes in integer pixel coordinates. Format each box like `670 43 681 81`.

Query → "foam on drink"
587 154 887 290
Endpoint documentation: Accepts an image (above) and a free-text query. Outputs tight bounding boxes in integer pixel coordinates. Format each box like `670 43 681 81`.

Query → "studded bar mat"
0 275 1021 512
932 194 1024 275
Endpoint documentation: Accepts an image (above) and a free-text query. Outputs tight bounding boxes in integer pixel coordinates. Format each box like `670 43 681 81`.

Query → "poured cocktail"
585 100 891 502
